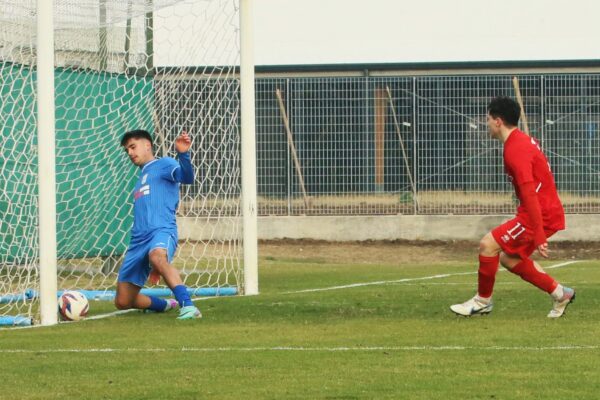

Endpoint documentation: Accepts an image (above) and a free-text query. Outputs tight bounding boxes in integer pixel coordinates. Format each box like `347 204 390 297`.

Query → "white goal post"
0 0 257 327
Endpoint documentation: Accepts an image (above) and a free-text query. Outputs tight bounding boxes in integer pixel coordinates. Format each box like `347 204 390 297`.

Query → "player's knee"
479 236 491 253
479 233 499 255
114 297 133 310
499 253 516 269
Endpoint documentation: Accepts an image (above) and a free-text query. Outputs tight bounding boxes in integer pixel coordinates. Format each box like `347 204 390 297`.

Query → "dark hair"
120 129 153 147
487 96 520 127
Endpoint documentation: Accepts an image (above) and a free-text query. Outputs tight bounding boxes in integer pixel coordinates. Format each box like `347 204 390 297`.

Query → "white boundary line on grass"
285 260 580 294
1 296 216 331
0 344 599 354
1 260 580 330
82 296 218 322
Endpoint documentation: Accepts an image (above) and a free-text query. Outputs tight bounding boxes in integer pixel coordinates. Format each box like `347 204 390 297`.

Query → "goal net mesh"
0 0 243 323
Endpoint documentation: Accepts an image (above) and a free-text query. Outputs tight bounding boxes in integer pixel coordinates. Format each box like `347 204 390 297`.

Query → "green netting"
0 63 153 262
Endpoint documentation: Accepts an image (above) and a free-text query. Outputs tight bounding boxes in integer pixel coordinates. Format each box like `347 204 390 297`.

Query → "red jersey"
503 129 565 232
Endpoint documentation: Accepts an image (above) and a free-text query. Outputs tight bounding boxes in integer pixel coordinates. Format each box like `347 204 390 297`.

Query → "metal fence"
255 74 600 216
157 72 600 216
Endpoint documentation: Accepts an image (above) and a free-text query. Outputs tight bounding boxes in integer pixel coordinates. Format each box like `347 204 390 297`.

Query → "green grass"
1 256 599 399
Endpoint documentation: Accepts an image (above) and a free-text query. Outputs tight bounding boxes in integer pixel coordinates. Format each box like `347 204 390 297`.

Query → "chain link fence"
254 73 600 216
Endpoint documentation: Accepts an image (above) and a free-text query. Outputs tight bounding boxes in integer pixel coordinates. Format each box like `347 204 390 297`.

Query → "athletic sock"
172 285 194 307
148 296 168 312
475 294 491 304
509 258 558 294
550 284 564 300
477 254 500 298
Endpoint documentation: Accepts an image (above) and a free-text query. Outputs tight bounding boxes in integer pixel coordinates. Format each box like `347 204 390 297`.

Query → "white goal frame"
34 0 258 326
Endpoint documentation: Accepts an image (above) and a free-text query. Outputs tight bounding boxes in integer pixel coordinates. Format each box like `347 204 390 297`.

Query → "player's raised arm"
175 131 192 153
174 132 195 184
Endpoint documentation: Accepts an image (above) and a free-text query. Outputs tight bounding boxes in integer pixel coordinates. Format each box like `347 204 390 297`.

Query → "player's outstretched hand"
175 131 192 153
537 243 549 258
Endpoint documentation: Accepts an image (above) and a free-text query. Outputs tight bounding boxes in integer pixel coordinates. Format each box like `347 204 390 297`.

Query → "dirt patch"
258 239 598 265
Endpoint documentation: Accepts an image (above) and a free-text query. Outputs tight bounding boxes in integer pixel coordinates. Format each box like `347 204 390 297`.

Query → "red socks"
478 254 500 298
478 255 558 297
509 258 558 293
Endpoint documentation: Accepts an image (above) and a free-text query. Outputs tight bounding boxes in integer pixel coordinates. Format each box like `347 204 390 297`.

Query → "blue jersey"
130 152 194 241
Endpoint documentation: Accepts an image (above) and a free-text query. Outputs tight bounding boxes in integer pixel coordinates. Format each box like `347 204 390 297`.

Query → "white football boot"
547 287 575 318
450 296 493 316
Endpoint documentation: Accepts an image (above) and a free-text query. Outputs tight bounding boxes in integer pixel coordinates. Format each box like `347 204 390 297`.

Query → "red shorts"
491 217 556 259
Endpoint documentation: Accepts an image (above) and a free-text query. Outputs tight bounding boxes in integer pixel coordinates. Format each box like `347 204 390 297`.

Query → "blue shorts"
118 230 177 287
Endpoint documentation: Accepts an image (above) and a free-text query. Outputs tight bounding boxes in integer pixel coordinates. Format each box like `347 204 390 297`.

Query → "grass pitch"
1 242 599 399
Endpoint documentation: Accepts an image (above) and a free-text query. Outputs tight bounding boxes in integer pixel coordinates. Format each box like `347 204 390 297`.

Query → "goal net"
0 0 249 325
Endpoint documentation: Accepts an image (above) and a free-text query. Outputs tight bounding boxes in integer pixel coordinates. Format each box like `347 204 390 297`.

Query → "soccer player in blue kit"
115 129 202 320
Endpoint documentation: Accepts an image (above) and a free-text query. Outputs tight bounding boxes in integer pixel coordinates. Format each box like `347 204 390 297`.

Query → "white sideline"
0 345 598 354
82 296 217 322
1 296 216 330
286 260 580 294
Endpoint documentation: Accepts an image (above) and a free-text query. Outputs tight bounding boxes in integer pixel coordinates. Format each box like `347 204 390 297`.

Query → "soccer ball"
58 291 89 321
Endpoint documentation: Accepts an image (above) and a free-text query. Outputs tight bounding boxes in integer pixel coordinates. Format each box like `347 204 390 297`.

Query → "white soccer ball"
58 291 89 321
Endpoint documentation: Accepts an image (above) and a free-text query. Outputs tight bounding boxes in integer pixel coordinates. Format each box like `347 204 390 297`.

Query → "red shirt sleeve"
505 143 546 245
505 146 534 185
518 181 546 246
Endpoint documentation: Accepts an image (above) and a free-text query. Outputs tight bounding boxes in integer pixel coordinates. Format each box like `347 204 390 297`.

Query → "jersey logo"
134 184 150 200
141 174 148 185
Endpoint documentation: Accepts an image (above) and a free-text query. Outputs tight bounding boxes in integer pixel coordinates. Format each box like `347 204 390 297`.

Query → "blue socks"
146 287 193 312
148 296 168 312
172 285 194 307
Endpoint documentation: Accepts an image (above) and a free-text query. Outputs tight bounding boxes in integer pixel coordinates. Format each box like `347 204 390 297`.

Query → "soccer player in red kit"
450 96 575 318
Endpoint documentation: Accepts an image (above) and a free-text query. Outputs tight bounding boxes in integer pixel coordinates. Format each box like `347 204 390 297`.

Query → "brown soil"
258 239 598 265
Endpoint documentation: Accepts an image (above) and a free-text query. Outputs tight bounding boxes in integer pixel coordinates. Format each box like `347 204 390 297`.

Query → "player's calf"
114 296 136 310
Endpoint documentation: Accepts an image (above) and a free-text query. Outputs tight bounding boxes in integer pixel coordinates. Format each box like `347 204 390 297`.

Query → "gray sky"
253 0 600 65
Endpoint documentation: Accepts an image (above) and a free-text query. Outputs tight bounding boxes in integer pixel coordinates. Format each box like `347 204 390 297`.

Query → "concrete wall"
178 214 600 242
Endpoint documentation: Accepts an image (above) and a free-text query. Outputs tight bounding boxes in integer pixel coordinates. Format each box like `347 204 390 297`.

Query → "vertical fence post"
286 78 292 215
540 75 545 148
374 87 386 192
412 77 418 215
364 73 371 193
